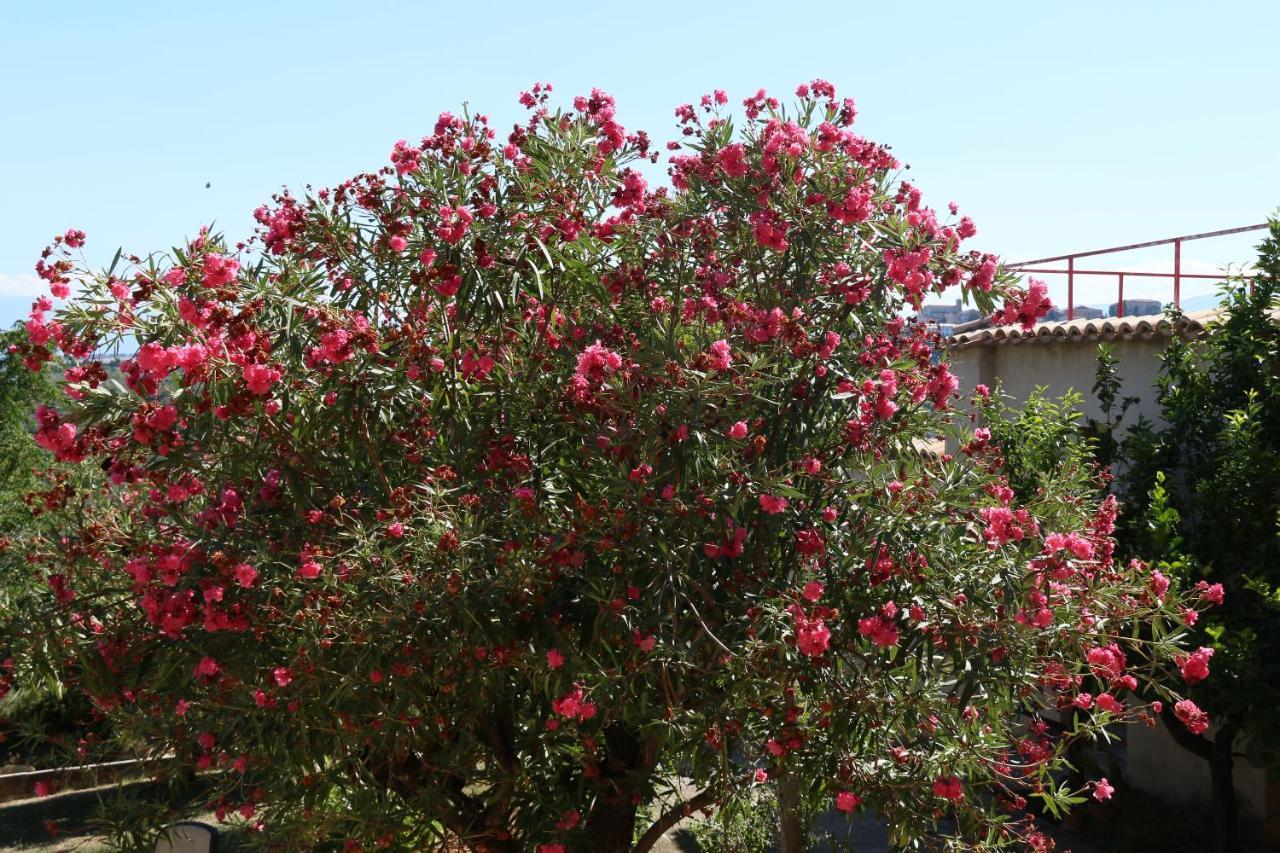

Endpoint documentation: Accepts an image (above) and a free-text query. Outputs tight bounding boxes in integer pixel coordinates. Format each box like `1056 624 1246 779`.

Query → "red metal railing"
1007 223 1266 320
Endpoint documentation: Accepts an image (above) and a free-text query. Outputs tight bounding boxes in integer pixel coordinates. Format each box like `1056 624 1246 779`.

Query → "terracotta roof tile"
945 309 1232 349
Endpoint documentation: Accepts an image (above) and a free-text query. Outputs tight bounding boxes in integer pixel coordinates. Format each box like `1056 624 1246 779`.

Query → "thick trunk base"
1210 751 1239 853
777 770 807 853
583 798 640 852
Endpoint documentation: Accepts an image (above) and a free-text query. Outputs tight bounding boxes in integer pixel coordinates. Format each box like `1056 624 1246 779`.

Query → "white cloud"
0 272 46 297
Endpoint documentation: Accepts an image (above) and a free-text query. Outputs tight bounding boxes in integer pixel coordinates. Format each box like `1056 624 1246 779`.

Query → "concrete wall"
1128 719 1268 819
947 338 1167 426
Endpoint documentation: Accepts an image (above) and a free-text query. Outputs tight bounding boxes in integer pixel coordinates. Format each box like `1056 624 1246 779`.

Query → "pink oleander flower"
1093 777 1114 801
1195 581 1225 606
717 143 749 178
1086 644 1126 681
1095 693 1124 715
1177 646 1214 684
993 278 1052 330
390 139 422 175
705 339 733 371
1043 531 1095 559
242 363 281 396
552 686 597 721
857 613 900 648
436 205 474 245
795 528 826 556
1175 699 1210 734
728 421 748 440
796 618 831 657
193 656 220 679
201 253 239 287
750 209 789 252
932 776 964 801
759 494 789 514
835 791 862 813
575 340 623 384
233 563 258 588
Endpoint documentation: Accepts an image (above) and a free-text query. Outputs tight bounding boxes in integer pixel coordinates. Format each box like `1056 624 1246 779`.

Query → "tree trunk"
777 769 807 853
584 797 640 852
1209 756 1239 853
1209 725 1240 853
582 721 647 852
1160 707 1239 853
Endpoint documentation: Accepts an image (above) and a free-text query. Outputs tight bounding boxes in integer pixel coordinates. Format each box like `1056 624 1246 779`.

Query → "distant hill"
1173 293 1226 312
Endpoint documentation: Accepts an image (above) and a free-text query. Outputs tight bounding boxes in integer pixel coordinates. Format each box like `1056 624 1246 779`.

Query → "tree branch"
631 785 722 853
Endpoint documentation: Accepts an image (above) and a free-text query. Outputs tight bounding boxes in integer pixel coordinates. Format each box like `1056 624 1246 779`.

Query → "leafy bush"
3 82 1207 852
978 383 1094 503
0 325 112 768
1113 220 1280 851
0 326 56 528
685 785 781 853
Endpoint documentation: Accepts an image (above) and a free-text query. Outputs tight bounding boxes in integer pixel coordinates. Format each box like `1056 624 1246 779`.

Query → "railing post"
1067 256 1075 321
1174 239 1182 309
1117 273 1125 317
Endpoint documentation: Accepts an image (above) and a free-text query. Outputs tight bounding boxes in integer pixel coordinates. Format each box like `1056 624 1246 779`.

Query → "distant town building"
1043 305 1104 322
921 296 1165 328
918 300 980 325
1108 298 1163 317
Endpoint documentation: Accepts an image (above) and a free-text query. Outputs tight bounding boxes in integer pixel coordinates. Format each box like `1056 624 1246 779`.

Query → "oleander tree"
3 82 1213 852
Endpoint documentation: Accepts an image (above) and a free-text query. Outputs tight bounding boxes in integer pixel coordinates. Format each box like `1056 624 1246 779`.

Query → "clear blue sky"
2 0 1277 325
